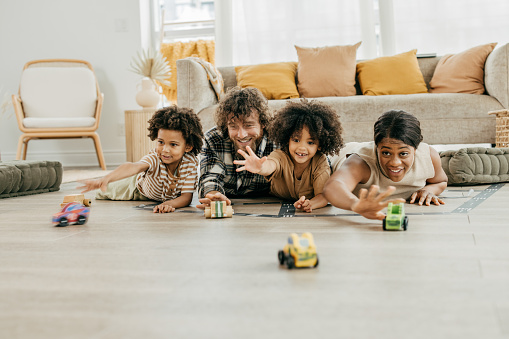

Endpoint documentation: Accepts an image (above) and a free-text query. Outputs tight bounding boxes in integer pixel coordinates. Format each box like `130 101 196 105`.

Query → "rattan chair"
12 59 106 170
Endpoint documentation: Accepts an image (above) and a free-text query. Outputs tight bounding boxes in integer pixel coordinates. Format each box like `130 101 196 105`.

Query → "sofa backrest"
218 56 441 95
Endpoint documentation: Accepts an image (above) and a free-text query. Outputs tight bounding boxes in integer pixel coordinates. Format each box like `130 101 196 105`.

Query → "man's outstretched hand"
196 192 232 210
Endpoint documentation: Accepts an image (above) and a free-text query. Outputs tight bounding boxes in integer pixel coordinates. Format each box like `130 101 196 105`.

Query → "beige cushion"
23 117 96 128
235 62 299 100
430 43 497 94
295 42 361 98
356 49 428 96
20 67 97 118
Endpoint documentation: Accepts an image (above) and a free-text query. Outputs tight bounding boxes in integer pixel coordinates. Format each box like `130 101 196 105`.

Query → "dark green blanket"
0 160 62 198
440 147 509 185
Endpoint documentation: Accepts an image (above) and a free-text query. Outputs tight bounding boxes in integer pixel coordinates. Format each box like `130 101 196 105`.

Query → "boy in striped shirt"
78 106 203 213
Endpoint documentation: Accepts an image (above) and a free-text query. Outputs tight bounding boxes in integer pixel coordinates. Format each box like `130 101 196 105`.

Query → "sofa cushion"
430 43 497 94
235 62 299 100
295 42 361 98
356 49 428 96
440 147 509 185
0 160 62 198
20 67 97 118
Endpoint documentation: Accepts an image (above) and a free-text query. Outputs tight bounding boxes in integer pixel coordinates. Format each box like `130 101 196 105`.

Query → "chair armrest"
11 94 27 132
485 43 509 109
177 58 218 114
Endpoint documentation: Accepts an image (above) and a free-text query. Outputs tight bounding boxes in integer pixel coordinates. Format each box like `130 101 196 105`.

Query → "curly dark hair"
147 105 204 156
215 86 272 137
268 99 344 156
374 109 423 149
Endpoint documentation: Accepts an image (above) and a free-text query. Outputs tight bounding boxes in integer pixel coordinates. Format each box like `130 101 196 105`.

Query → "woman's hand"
77 178 109 193
153 203 175 213
233 146 267 173
351 185 405 220
294 196 312 213
409 189 445 206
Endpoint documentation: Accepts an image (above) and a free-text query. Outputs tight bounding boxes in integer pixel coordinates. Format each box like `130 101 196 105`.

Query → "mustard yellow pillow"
356 49 428 96
235 62 299 100
295 42 361 98
429 43 497 94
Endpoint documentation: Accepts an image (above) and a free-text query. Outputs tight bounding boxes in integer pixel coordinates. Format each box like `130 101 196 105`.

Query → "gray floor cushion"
440 147 509 185
0 160 62 198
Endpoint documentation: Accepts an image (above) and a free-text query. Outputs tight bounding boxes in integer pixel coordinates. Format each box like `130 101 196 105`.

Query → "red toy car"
52 202 90 227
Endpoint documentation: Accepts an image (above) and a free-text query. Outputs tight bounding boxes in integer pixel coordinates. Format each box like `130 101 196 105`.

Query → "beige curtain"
160 40 215 103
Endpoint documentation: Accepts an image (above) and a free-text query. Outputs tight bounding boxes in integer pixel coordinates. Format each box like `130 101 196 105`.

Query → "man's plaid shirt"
198 127 278 198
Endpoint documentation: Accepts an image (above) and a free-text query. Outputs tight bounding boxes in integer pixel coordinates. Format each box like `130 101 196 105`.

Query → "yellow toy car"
278 232 319 269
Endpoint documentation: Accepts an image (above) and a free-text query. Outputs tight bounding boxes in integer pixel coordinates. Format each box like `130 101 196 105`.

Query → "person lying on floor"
234 99 344 212
78 105 204 213
323 109 448 220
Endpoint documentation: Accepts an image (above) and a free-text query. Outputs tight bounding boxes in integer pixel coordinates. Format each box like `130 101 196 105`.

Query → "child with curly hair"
78 105 204 213
234 99 344 212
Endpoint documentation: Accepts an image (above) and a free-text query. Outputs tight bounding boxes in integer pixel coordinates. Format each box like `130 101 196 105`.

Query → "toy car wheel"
314 255 319 267
83 199 92 207
286 255 295 269
382 218 387 231
77 215 87 225
403 216 408 231
278 250 285 265
57 217 68 227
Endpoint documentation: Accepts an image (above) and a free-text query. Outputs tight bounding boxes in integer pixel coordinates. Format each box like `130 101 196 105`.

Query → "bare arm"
233 146 277 176
294 193 328 212
78 161 149 193
323 155 371 210
323 155 404 220
409 147 448 205
153 193 194 213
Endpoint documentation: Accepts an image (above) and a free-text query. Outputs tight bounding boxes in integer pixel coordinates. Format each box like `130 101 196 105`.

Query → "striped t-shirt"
136 151 198 202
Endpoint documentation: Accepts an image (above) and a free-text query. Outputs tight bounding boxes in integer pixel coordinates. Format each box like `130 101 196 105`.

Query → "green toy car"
383 202 408 231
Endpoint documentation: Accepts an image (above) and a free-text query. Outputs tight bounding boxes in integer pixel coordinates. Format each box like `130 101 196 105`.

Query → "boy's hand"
351 185 405 220
153 204 175 213
197 192 231 210
77 178 108 193
409 189 445 206
294 196 312 213
233 146 267 173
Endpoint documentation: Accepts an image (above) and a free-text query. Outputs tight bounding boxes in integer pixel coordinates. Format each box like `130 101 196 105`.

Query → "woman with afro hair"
234 99 344 212
78 105 203 213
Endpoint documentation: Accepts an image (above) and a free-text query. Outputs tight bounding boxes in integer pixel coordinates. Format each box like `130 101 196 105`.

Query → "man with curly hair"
197 87 278 207
79 105 204 213
234 99 344 212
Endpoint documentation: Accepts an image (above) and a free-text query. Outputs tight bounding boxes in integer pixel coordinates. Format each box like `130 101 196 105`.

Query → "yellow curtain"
159 39 215 103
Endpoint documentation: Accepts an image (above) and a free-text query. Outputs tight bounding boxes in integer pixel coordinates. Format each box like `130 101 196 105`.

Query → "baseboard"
0 150 126 168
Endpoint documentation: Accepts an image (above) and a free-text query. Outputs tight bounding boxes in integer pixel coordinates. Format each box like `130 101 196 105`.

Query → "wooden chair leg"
91 133 107 170
16 135 27 160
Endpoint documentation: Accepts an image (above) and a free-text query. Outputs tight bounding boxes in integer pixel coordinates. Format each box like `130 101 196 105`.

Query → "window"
157 0 215 44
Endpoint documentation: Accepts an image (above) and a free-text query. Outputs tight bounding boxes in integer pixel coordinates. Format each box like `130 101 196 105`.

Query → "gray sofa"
177 43 509 145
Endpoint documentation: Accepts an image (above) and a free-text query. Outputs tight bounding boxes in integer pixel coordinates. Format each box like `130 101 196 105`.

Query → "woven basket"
488 109 509 148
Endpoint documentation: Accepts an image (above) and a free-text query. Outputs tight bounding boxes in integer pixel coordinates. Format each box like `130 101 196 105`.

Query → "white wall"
0 0 147 168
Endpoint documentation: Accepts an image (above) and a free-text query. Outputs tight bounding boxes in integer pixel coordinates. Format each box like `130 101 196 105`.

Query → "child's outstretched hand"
153 203 175 213
409 189 445 206
351 185 405 220
294 196 313 213
77 178 109 193
233 146 267 173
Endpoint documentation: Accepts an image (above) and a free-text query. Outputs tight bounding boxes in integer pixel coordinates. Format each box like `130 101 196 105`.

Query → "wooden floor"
1 180 509 339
